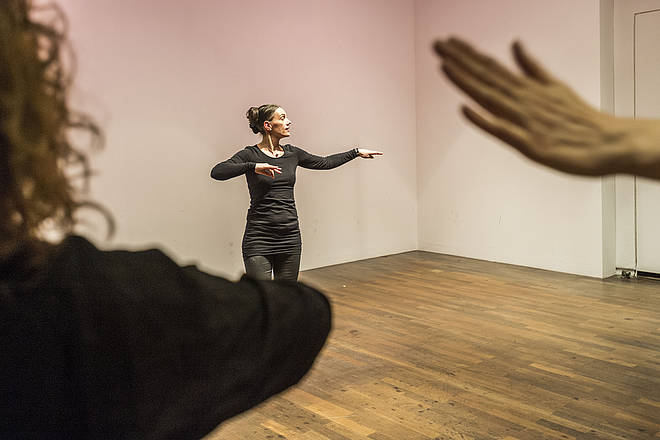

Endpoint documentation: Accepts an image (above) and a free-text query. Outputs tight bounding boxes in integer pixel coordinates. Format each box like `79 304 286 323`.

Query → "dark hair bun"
245 104 280 135
246 107 261 134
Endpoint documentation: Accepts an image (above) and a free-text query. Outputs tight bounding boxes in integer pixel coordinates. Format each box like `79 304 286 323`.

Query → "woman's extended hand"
357 148 383 159
254 163 282 178
433 37 660 179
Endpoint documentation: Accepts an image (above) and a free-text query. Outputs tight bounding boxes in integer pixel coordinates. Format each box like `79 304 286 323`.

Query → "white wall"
60 0 418 278
415 0 611 277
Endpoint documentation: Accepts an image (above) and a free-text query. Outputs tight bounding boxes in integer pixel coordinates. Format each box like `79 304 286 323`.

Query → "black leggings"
244 253 301 281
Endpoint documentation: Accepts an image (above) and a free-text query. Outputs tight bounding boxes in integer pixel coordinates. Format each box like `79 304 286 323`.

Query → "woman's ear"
264 121 272 132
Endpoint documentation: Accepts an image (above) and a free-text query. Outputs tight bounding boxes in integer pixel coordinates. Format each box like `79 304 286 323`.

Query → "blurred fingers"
435 37 523 95
443 61 527 126
512 41 555 84
461 106 539 161
463 106 614 176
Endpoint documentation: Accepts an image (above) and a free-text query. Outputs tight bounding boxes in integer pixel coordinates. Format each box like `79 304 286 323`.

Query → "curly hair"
0 0 109 265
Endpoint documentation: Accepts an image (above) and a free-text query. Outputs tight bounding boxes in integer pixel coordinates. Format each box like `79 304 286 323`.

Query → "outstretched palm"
434 37 660 179
357 148 384 159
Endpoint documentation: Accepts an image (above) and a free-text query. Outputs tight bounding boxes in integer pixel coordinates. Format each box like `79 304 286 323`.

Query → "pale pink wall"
60 0 418 277
415 0 608 277
58 0 609 279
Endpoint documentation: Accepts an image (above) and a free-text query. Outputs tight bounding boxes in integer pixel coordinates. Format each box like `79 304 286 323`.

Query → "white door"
614 0 660 273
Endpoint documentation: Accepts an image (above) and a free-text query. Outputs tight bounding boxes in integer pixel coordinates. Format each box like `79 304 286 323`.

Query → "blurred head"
246 105 291 139
0 0 103 263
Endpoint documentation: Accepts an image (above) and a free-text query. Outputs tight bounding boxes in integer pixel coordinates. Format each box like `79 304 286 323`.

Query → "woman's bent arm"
211 150 256 181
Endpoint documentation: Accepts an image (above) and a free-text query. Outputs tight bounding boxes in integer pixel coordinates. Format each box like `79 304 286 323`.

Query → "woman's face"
266 107 291 138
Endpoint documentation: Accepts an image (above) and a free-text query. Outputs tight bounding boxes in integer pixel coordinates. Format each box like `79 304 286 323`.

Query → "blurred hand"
357 148 383 159
433 37 660 179
254 163 282 178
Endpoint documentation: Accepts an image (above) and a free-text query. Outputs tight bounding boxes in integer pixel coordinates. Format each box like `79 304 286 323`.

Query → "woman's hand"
254 163 282 178
433 37 660 179
357 148 383 159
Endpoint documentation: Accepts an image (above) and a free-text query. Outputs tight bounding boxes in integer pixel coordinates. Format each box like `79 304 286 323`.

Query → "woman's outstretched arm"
295 147 382 170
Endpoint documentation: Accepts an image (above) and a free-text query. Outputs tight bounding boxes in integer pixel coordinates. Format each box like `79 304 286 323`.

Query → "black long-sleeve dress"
0 236 331 439
211 144 359 258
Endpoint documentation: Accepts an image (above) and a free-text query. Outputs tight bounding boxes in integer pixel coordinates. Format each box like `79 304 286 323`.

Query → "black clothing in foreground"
210 144 359 258
0 235 331 440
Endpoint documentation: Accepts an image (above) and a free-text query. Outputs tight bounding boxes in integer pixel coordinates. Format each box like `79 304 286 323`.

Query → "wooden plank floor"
206 251 660 440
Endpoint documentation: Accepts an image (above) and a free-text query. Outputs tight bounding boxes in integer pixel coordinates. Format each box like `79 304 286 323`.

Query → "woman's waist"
249 186 295 201
247 198 297 217
245 212 300 230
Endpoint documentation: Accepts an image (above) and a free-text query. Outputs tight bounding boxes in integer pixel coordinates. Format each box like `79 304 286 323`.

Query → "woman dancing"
211 104 382 281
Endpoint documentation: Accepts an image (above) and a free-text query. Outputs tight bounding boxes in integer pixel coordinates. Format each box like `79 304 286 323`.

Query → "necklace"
258 144 283 158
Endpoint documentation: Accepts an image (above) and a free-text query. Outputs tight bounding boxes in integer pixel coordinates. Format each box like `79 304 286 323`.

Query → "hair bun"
246 107 261 134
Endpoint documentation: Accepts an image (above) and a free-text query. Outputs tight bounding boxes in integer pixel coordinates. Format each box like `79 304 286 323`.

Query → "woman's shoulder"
239 145 259 155
57 235 179 273
40 235 185 293
46 235 235 308
283 144 301 154
1 234 186 310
